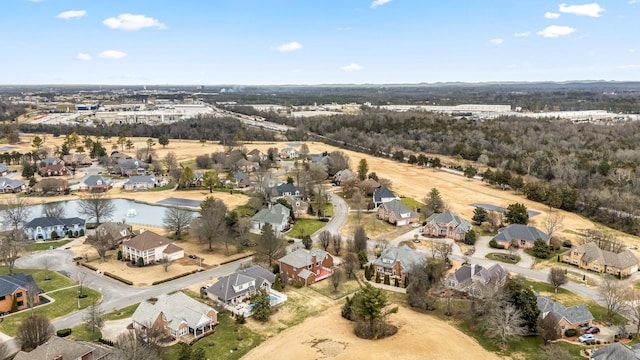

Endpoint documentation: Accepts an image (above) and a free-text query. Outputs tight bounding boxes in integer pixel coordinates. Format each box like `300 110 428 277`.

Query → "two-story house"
446 263 507 298
250 204 291 232
372 186 399 208
278 248 334 286
424 210 472 241
121 230 184 265
377 199 419 226
80 175 113 192
0 273 41 313
372 245 424 284
563 242 640 276
207 265 275 306
24 216 86 240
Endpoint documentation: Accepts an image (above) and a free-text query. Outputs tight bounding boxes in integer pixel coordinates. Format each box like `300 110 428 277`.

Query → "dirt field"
243 306 501 360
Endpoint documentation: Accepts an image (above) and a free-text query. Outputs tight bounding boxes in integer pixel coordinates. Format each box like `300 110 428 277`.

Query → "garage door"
631 266 638 274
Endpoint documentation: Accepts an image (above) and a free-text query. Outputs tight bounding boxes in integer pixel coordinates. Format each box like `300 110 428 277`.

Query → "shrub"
51 231 58 239
81 262 98 271
103 272 134 285
79 229 85 236
74 231 79 237
292 279 305 288
98 338 114 346
302 235 312 250
565 328 577 337
137 257 144 267
151 270 200 285
384 274 390 285
272 264 280 274
117 250 122 261
489 239 504 249
68 230 73 238
375 272 381 283
56 328 72 337
562 240 573 248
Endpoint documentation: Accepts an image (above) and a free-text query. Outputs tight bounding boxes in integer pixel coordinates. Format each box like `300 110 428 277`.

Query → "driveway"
473 235 535 269
101 318 132 341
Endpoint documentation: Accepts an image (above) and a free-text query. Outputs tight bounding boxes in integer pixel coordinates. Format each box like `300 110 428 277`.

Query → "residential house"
590 342 640 360
493 224 550 249
207 265 275 306
62 153 93 166
24 217 86 240
360 178 381 196
377 199 419 226
0 177 25 193
424 210 473 241
132 291 218 341
333 169 355 185
115 158 148 176
372 245 423 284
250 204 291 232
248 149 267 163
110 152 131 163
40 157 63 167
95 222 134 248
121 230 184 265
279 147 298 159
278 248 334 286
372 186 399 208
80 175 112 192
284 194 308 216
537 295 594 334
446 263 507 298
0 163 8 176
192 172 205 187
123 175 167 191
233 171 250 188
236 158 256 173
272 183 302 199
0 273 41 313
38 163 69 177
563 242 640 276
13 335 114 360
309 153 329 164
31 178 69 194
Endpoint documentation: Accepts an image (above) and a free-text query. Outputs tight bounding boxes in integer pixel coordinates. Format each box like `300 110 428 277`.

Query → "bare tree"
43 256 51 280
83 302 105 339
159 257 173 272
41 202 65 218
331 268 343 292
163 207 193 240
78 192 115 225
76 272 88 298
435 241 453 262
486 210 502 232
351 189 365 221
343 252 359 280
25 280 41 311
484 302 528 348
114 330 161 360
579 229 625 253
318 231 331 252
547 267 568 293
537 313 560 345
598 275 628 322
255 223 285 267
406 259 445 311
544 210 565 239
0 341 8 360
0 229 28 274
332 234 343 255
87 230 110 262
163 151 178 176
353 226 368 253
15 314 54 352
192 198 228 253
327 150 351 176
2 197 31 231
626 289 640 336
541 345 573 360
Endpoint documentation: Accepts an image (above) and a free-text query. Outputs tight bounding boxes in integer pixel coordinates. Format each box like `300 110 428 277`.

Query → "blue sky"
2 0 639 85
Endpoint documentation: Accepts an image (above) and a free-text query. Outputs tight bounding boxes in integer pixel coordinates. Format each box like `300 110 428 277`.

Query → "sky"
1 0 639 85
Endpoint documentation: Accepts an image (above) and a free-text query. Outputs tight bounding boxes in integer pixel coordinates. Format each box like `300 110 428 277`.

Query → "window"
16 292 22 298
17 301 23 307
0 296 5 301
593 265 599 271
178 327 187 336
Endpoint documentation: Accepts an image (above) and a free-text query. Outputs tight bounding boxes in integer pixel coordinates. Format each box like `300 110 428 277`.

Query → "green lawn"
162 312 264 360
287 219 326 239
70 324 102 341
485 252 521 264
103 303 139 321
29 239 72 252
0 267 71 293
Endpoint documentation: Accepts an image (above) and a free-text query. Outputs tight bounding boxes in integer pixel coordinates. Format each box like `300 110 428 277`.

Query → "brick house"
493 224 550 249
31 178 69 193
537 295 593 334
14 336 114 360
377 199 419 226
80 175 112 192
132 292 218 341
424 210 472 241
0 273 41 312
445 263 507 298
278 248 334 286
372 245 423 284
38 163 69 177
563 242 640 277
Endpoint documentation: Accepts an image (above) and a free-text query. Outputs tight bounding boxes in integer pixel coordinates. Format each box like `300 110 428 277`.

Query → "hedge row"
80 262 98 271
152 269 201 285
56 328 72 337
99 338 114 346
104 271 134 286
219 253 254 266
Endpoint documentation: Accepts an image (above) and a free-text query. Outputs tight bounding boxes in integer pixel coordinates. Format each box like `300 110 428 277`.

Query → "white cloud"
75 53 92 61
629 49 637 53
490 38 504 45
56 10 86 19
630 0 639 4
99 50 127 59
544 12 561 19
537 25 576 38
274 42 302 52
103 14 166 30
341 63 363 72
619 64 640 69
514 31 531 37
559 3 605 17
370 0 392 9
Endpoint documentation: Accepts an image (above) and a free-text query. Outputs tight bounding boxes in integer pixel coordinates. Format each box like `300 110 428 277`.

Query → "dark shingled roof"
590 342 640 360
0 273 40 297
494 224 550 243
537 294 594 325
208 265 275 302
373 186 397 203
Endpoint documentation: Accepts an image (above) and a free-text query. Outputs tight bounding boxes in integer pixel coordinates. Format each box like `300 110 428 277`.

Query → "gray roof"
25 216 85 229
126 175 156 184
0 164 8 172
118 158 148 169
279 248 331 268
448 263 507 285
13 336 113 360
123 231 178 251
576 242 640 270
251 204 290 226
233 171 250 185
494 224 550 243
426 210 472 233
373 245 423 273
208 265 275 301
380 199 418 220
309 154 329 164
83 174 111 186
276 183 299 196
0 273 40 297
373 186 397 203
591 342 640 360
537 294 594 325
96 222 133 242
0 177 25 189
132 292 217 331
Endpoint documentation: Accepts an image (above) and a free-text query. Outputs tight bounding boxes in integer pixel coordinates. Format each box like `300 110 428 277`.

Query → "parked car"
578 334 595 343
585 327 600 334
188 254 197 259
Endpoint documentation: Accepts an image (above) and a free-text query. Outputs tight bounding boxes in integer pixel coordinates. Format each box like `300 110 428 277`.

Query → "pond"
23 198 197 227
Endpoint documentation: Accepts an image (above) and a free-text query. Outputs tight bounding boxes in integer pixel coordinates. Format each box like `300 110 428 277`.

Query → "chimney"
140 228 145 233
